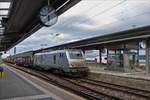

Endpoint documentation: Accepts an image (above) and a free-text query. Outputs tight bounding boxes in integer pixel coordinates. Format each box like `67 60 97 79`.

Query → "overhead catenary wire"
62 0 127 28
57 0 149 37
65 12 150 39
59 0 107 26
55 0 149 30
49 10 150 45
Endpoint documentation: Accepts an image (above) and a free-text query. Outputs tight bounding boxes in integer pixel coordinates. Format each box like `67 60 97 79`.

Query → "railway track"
5 63 150 100
39 72 118 100
65 78 150 100
82 79 150 98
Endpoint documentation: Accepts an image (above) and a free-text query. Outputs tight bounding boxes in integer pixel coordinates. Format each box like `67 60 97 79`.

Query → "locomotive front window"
69 50 83 59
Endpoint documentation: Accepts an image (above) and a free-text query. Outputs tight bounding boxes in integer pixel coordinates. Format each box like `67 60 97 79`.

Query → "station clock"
39 5 58 27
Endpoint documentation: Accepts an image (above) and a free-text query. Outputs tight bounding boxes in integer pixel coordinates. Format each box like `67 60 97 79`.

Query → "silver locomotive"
33 49 89 76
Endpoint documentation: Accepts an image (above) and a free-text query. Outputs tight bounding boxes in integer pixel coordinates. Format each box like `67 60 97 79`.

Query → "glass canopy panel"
0 10 8 15
0 29 4 33
0 2 11 9
0 15 8 18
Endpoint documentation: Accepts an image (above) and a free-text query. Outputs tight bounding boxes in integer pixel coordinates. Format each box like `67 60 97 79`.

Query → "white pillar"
123 44 130 72
123 50 130 72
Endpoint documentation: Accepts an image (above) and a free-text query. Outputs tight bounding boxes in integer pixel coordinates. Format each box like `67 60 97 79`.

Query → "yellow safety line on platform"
0 72 5 78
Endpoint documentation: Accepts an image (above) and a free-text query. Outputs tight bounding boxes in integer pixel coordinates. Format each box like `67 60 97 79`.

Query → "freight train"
4 49 89 77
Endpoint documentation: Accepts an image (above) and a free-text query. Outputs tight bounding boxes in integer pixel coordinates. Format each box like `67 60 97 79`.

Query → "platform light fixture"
0 2 11 9
0 27 4 32
0 10 8 15
0 1 11 35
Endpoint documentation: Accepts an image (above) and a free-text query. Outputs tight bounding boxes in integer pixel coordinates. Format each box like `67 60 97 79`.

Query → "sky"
8 0 150 54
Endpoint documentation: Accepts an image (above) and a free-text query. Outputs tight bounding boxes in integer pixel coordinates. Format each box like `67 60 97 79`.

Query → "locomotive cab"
67 50 85 67
33 49 89 77
65 50 89 76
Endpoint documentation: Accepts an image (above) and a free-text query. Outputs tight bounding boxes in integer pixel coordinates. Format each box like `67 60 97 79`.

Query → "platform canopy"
0 0 80 51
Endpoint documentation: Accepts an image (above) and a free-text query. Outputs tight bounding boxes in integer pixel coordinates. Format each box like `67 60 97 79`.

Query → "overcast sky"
8 0 150 54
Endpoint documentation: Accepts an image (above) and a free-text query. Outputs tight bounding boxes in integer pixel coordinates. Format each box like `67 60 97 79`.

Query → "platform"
0 64 84 100
0 65 60 100
89 66 150 80
89 66 150 92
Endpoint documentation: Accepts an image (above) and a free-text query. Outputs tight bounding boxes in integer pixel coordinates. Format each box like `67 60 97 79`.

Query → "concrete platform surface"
89 66 150 80
0 64 85 100
0 65 65 100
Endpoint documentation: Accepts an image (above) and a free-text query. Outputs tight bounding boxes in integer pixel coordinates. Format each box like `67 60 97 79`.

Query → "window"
59 53 64 57
69 50 83 59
